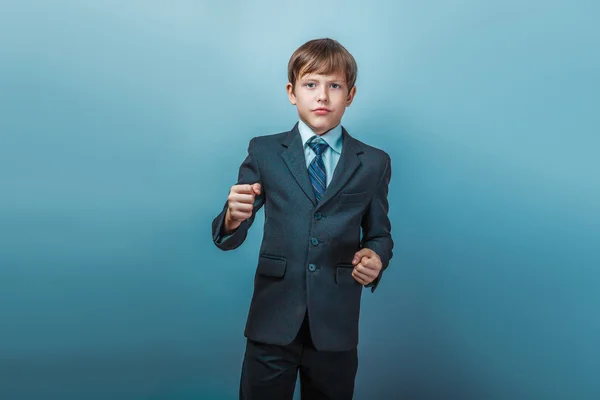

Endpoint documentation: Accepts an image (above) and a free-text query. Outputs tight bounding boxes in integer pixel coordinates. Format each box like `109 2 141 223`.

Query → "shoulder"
250 130 289 146
348 135 391 168
245 129 289 158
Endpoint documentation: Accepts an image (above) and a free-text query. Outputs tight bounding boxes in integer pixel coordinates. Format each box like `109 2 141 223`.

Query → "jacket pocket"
338 191 368 204
257 255 287 278
336 263 357 284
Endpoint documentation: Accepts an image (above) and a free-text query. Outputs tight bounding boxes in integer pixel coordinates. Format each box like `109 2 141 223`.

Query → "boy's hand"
224 183 261 233
351 248 382 285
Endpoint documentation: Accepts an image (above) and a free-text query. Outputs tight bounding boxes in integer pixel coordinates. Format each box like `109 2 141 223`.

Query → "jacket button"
314 212 322 220
310 237 319 246
308 264 316 272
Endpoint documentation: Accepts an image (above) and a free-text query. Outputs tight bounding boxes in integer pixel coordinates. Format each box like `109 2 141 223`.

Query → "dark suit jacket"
211 122 393 351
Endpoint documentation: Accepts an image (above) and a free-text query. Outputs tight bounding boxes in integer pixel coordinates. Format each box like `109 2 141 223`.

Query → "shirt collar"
298 119 343 155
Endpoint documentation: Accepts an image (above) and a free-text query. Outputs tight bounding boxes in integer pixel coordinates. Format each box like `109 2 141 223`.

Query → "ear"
345 85 357 107
286 82 297 105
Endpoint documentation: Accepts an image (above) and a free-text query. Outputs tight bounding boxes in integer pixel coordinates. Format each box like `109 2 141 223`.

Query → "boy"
211 38 393 400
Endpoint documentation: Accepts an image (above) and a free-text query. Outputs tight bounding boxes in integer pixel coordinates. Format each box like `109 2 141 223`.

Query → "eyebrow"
301 77 346 83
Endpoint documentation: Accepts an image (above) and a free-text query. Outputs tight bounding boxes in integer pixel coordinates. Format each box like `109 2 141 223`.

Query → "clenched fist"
351 248 382 285
224 183 261 234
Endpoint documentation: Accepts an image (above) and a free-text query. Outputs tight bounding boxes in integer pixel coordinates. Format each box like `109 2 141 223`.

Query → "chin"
313 125 330 134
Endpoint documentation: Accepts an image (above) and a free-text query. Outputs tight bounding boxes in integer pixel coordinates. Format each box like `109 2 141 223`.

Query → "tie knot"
308 136 329 156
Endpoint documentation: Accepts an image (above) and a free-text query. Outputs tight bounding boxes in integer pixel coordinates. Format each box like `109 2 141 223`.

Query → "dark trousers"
239 313 358 400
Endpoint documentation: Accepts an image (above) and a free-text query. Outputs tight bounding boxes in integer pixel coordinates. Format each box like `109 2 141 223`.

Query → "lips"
313 108 331 115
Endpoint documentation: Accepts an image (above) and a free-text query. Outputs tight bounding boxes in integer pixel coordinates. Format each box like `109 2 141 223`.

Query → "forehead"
299 71 346 82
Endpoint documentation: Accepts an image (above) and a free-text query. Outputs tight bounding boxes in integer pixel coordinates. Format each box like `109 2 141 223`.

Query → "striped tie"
307 135 329 203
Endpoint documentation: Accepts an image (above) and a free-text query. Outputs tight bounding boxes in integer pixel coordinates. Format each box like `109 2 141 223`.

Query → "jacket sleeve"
360 153 394 292
212 137 265 251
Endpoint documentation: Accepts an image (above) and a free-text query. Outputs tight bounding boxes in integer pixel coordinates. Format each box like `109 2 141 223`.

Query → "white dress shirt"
297 119 343 187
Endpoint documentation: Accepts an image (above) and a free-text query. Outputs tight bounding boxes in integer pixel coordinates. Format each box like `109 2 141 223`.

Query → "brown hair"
287 38 358 94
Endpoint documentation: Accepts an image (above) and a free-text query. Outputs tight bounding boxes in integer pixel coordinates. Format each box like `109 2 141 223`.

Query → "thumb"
252 183 261 195
352 248 370 265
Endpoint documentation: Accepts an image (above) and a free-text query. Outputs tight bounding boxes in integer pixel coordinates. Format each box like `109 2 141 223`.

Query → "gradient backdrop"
1 1 598 399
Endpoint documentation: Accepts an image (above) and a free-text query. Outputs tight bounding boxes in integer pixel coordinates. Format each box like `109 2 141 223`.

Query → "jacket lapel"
316 126 362 210
281 123 317 206
281 123 363 209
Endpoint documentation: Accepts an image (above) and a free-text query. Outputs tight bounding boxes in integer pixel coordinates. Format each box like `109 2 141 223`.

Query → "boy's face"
286 71 357 136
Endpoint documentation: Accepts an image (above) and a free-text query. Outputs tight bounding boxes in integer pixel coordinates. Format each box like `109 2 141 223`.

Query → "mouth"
312 108 331 115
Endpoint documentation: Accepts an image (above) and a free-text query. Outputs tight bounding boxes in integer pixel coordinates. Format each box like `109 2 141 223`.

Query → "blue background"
1 1 598 399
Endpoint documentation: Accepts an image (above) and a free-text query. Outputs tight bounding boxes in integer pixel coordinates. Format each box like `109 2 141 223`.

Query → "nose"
316 87 329 102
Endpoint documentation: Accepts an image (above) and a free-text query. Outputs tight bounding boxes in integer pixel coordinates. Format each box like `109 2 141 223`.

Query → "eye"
306 83 316 88
331 83 341 89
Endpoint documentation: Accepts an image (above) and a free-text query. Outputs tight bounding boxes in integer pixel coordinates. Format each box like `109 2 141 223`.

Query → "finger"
352 248 374 265
355 264 377 280
352 269 369 285
252 183 262 195
230 209 252 221
234 203 254 212
354 263 368 275
234 184 257 195
361 257 380 271
352 250 367 264
353 267 370 280
230 193 255 204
